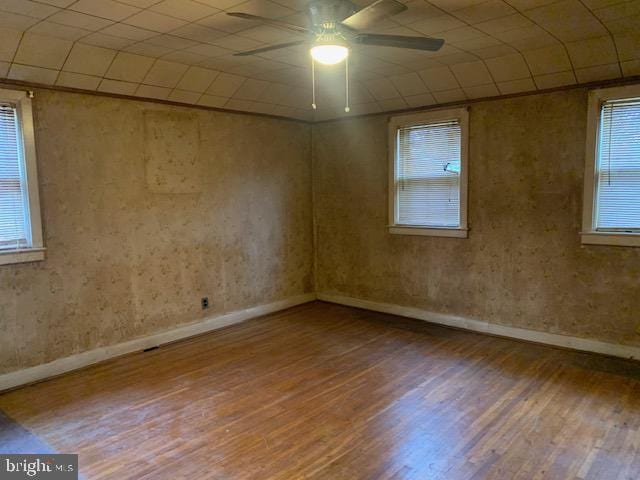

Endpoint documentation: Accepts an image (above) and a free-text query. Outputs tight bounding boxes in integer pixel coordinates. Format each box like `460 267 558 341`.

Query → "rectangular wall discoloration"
312 88 640 347
0 89 314 375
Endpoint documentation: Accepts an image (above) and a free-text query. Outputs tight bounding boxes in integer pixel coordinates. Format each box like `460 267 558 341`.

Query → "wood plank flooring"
1 301 639 479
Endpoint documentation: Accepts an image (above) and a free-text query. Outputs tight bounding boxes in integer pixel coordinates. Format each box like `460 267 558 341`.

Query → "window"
582 85 640 247
388 107 469 237
0 88 44 265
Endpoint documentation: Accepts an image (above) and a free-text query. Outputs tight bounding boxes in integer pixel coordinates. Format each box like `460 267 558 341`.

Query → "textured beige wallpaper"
0 89 314 374
313 88 640 348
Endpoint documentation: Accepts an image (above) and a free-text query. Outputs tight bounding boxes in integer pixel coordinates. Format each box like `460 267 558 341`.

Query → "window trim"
582 84 640 248
388 107 469 238
0 88 44 266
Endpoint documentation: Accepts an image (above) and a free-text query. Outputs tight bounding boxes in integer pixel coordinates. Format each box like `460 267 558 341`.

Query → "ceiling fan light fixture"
310 44 349 65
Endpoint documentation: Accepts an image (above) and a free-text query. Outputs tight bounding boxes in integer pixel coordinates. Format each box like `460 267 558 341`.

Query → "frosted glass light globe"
310 45 349 65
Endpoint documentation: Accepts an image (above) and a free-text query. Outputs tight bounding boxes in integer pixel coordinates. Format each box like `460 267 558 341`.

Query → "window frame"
388 107 469 238
0 88 44 266
582 84 640 248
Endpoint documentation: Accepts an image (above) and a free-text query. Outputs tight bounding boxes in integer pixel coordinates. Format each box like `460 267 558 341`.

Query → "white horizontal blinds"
595 98 640 231
396 120 461 227
0 103 28 250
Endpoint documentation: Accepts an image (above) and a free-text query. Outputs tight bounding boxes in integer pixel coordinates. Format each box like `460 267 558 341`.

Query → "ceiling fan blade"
353 33 444 51
226 12 310 34
341 0 407 30
233 40 307 56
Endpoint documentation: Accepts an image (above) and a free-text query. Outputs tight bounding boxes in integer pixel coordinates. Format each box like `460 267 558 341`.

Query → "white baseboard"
0 293 316 392
318 293 640 361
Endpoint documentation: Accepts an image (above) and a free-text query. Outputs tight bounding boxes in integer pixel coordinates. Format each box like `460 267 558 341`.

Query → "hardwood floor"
1 301 639 479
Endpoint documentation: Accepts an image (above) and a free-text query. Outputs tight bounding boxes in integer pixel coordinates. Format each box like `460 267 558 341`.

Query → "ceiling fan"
227 0 445 112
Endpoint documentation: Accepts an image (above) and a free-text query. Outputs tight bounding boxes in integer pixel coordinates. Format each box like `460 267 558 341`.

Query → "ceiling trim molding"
314 75 640 124
0 79 312 125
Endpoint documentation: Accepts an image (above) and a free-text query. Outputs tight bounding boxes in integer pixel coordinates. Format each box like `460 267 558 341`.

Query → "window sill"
581 232 640 247
389 226 468 238
0 247 46 266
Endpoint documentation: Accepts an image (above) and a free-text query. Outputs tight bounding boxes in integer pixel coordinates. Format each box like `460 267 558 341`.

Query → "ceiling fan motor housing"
308 0 358 28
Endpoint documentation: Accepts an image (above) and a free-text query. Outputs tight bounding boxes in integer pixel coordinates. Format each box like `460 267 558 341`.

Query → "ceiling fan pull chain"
345 55 350 113
311 57 317 110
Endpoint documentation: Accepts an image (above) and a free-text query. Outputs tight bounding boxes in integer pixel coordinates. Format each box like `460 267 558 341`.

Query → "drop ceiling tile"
48 10 114 30
14 32 73 69
135 84 171 99
168 88 202 103
0 27 22 62
98 78 138 95
28 21 91 41
116 0 161 7
63 43 117 76
8 63 59 84
505 0 558 9
439 26 487 43
604 13 640 34
613 32 640 61
56 71 101 89
390 72 428 96
410 14 467 35
146 34 200 50
237 25 297 43
230 0 296 18
451 34 504 51
123 11 188 33
125 42 174 57
0 0 60 18
621 59 640 76
451 60 494 86
0 12 40 30
523 0 607 41
195 0 247 9
472 44 518 59
186 43 232 57
496 77 536 94
162 50 208 64
523 44 572 75
176 66 219 91
485 52 530 81
428 0 488 12
565 36 618 69
100 23 157 41
463 82 499 98
492 24 550 44
151 0 220 21
206 71 245 96
0 61 9 77
575 63 621 83
377 97 408 111
593 1 640 22
403 92 437 107
453 0 517 23
209 34 262 51
70 0 141 21
474 13 534 34
232 78 269 100
392 0 442 24
197 12 259 33
225 98 254 110
143 59 189 87
258 81 290 103
533 70 576 89
198 93 228 107
171 24 228 43
418 65 460 91
433 88 467 103
105 51 155 82
39 0 75 6
80 32 133 50
363 78 401 100
506 33 559 51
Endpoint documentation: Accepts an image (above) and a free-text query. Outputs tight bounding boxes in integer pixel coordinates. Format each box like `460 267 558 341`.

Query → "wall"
313 88 640 348
0 89 314 375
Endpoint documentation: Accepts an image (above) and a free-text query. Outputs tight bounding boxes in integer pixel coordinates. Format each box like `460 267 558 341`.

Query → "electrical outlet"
201 297 209 310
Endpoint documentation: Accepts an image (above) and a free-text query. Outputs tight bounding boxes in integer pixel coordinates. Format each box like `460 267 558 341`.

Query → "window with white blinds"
389 108 468 237
0 88 43 265
594 98 640 231
0 103 29 250
396 120 461 227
